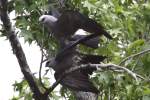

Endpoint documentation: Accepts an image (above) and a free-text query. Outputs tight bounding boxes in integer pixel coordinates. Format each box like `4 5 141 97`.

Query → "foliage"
0 0 150 99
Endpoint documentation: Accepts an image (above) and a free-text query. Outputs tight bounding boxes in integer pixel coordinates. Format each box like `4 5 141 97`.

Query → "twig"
105 64 138 81
89 63 145 81
131 57 140 71
42 58 49 63
135 73 146 80
119 49 150 65
44 74 64 96
41 48 49 58
39 49 48 90
71 63 145 81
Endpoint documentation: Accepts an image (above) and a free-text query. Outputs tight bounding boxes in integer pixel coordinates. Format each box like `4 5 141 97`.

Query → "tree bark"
0 0 49 99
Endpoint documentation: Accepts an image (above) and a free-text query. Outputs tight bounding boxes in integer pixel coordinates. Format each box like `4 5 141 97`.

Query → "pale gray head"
39 15 58 31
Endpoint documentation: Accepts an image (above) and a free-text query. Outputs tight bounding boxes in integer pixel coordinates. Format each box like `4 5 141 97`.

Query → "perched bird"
46 49 106 94
39 10 112 47
46 51 106 74
39 10 112 61
40 10 109 93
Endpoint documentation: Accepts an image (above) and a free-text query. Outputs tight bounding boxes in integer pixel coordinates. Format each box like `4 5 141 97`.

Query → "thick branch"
0 0 48 100
79 63 145 81
119 49 150 65
59 63 140 81
45 63 145 95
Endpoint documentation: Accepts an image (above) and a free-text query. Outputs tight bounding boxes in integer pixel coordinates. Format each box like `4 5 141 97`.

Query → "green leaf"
127 39 145 55
143 88 150 95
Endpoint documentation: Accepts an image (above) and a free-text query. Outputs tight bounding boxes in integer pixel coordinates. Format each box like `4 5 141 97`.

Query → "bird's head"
39 15 58 31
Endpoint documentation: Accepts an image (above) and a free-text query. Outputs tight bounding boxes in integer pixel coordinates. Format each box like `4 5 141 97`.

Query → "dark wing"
70 35 99 48
56 10 112 39
55 11 80 39
55 71 99 94
80 54 106 64
58 10 112 39
55 33 100 61
74 11 113 39
79 54 106 75
55 11 112 60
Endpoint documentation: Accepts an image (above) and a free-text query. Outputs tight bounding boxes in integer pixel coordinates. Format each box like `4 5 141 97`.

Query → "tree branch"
81 63 145 81
44 74 64 96
39 48 48 90
119 49 150 65
63 63 141 81
0 0 49 99
44 62 145 96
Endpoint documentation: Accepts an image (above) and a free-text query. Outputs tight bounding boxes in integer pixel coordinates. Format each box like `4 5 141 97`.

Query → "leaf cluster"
4 0 150 100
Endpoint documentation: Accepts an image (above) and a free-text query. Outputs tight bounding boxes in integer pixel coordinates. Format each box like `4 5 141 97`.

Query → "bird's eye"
41 17 45 22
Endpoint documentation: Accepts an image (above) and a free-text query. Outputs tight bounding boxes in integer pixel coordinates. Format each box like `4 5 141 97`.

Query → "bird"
46 51 106 74
40 11 109 93
78 53 106 75
54 71 99 94
45 50 106 94
39 10 112 47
